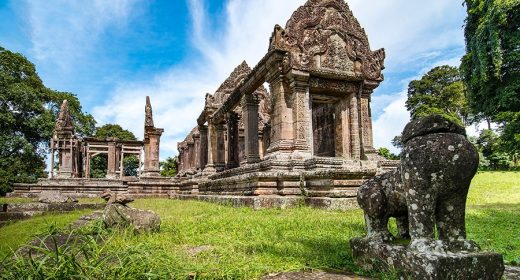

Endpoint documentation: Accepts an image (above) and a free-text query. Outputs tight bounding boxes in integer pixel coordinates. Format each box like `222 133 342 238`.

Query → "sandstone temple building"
10 0 397 209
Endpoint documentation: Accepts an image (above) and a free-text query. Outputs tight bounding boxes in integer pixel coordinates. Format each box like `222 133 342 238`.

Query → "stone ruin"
170 0 397 209
9 0 400 205
9 96 166 198
351 115 504 279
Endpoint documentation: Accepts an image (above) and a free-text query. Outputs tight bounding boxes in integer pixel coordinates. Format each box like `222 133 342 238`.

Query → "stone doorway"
312 101 337 157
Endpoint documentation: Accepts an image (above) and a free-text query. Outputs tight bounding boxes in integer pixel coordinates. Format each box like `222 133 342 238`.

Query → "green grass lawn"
0 171 518 279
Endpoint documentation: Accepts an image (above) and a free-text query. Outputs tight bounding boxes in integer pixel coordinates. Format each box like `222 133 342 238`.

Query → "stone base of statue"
350 238 504 280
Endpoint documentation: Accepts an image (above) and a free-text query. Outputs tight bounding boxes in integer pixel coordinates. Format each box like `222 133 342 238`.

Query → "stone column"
265 67 294 159
241 94 260 164
226 112 240 169
142 128 164 177
107 140 118 179
215 123 226 170
177 146 184 174
349 94 361 160
57 138 73 178
187 141 195 172
289 70 313 159
193 133 201 171
335 98 351 158
204 121 220 173
360 92 377 159
198 125 208 170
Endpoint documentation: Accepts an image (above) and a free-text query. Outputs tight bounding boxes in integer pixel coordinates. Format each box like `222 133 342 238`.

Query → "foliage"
0 46 95 195
391 135 403 151
160 156 178 177
461 0 520 167
461 0 520 118
89 124 138 178
94 124 136 141
0 172 519 278
405 65 469 125
377 147 399 160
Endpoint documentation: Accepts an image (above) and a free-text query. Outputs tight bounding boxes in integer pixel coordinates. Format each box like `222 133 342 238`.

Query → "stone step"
4 203 104 213
0 211 43 221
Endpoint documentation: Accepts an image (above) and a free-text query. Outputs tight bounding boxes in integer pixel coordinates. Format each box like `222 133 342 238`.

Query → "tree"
461 0 520 119
0 46 94 195
90 124 139 178
406 65 469 125
461 0 520 164
377 147 399 160
160 156 178 177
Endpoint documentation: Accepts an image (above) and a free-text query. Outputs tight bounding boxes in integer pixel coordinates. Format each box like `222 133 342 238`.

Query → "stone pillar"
241 94 260 164
193 133 201 171
349 94 361 160
216 123 226 170
335 98 351 159
57 138 73 178
186 141 193 171
289 70 313 159
177 146 184 174
265 67 294 159
204 121 224 173
360 92 377 159
142 96 164 177
198 125 208 170
142 128 164 177
107 140 118 179
226 112 240 169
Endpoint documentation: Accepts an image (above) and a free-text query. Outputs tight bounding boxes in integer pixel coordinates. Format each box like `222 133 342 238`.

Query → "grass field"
0 171 518 279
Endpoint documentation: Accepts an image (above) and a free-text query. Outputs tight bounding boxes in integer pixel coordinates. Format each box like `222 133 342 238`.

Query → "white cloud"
90 0 467 158
25 0 138 70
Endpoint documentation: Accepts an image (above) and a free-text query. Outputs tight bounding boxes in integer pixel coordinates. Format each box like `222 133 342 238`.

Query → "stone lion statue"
357 115 480 253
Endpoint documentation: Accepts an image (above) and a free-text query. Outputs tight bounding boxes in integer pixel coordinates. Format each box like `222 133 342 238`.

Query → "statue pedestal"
350 238 504 280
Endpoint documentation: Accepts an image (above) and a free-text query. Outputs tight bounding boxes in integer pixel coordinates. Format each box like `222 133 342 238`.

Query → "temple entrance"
312 101 336 157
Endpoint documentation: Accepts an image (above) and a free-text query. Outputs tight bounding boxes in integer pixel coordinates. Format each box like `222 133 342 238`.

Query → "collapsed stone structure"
351 115 504 279
171 0 394 209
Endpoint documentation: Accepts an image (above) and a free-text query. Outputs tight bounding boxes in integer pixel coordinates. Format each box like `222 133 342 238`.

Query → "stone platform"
350 238 504 280
9 178 128 198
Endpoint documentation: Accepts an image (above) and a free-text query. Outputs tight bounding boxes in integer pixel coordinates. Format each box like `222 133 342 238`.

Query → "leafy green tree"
461 0 520 119
0 46 94 195
391 135 403 151
377 147 399 160
461 0 520 165
406 65 469 125
160 156 178 177
90 124 139 178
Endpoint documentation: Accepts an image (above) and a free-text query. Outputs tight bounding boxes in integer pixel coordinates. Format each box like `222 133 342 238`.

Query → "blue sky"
0 0 470 156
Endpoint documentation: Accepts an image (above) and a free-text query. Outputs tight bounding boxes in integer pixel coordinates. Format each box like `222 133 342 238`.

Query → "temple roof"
269 0 385 81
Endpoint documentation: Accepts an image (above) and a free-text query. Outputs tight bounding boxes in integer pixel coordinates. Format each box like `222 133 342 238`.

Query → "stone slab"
350 238 504 280
171 194 359 210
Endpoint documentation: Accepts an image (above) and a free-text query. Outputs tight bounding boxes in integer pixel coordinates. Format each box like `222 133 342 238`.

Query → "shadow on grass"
466 203 520 263
243 221 394 278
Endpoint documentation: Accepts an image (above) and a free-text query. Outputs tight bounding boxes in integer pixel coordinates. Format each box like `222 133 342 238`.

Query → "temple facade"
170 0 395 209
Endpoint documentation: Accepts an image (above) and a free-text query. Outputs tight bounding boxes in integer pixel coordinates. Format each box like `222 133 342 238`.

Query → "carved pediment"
269 0 385 81
214 61 251 105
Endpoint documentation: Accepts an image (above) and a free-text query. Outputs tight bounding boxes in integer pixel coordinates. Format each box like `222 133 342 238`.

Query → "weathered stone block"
350 238 504 280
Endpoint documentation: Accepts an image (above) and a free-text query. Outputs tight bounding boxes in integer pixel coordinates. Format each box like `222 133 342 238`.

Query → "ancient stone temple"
9 99 157 197
171 0 393 209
